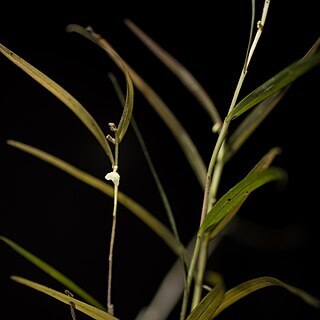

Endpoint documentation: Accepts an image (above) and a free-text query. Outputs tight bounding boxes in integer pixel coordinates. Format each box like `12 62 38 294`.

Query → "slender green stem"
180 236 202 320
188 1 271 314
107 137 119 315
191 234 209 310
208 144 225 210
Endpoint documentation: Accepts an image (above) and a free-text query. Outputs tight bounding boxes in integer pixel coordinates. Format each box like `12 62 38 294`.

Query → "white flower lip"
105 171 120 187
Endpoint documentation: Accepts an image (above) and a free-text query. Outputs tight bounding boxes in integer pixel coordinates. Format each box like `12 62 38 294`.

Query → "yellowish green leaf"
227 52 320 120
0 236 104 310
212 276 320 318
7 140 184 257
124 19 221 129
11 276 117 320
199 167 285 236
0 43 114 165
187 278 224 320
226 38 320 160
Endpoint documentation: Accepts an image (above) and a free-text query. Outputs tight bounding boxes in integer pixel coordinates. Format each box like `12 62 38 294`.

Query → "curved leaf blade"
212 276 320 318
7 140 184 257
227 52 320 120
0 43 114 165
0 236 105 310
67 24 206 188
11 276 117 320
124 19 221 128
199 167 285 236
116 66 134 142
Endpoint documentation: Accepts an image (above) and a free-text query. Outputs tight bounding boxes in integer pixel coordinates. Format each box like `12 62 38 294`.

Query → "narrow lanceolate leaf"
249 147 281 173
0 43 114 165
187 280 225 320
212 277 320 318
209 147 281 240
0 236 104 310
66 24 206 188
11 276 118 320
7 140 184 257
124 19 222 128
70 27 134 143
227 52 320 120
226 38 320 160
199 167 285 236
225 88 288 161
115 57 134 143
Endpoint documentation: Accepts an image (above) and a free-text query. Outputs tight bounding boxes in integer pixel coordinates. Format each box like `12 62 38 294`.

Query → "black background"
1 1 319 319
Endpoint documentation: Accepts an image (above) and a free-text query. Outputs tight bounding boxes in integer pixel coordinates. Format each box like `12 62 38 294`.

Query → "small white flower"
105 171 120 187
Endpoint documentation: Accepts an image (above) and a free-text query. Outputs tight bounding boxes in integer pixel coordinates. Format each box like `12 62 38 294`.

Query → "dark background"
1 1 319 319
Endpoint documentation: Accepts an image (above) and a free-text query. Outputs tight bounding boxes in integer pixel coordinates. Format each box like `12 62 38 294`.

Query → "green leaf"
7 140 184 258
226 38 320 159
66 24 206 188
209 147 281 240
225 88 288 161
227 52 320 120
212 276 320 318
115 59 134 143
124 19 221 129
187 279 225 320
71 27 134 143
0 43 114 165
0 236 105 310
249 147 282 173
199 167 285 236
11 276 118 320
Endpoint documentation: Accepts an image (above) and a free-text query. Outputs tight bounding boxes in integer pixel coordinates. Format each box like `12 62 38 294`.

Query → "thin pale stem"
180 236 202 320
107 138 119 315
208 144 225 210
188 1 271 315
191 234 209 309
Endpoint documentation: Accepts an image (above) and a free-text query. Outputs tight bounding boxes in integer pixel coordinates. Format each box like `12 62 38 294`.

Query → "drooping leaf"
226 38 320 160
199 167 285 236
227 52 320 120
7 140 184 257
186 278 225 320
115 58 134 143
73 27 134 143
11 276 118 320
66 24 206 188
1 236 104 309
0 43 114 165
124 19 221 128
212 276 320 318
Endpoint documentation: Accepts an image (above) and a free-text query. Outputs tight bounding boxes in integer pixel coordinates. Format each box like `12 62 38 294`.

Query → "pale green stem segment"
181 2 271 318
107 136 120 315
180 236 202 320
191 234 209 310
